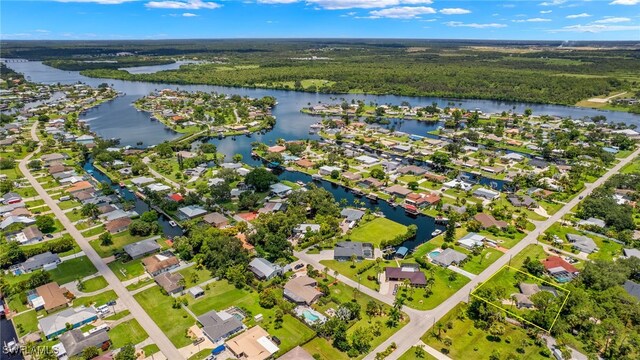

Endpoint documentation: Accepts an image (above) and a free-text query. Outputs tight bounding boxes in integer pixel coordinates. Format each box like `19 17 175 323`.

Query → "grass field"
109 319 149 348
423 304 549 360
108 258 145 281
12 310 38 336
49 256 97 285
73 290 118 307
319 259 387 291
177 266 214 288
348 217 407 248
80 276 108 292
89 231 151 258
134 286 195 348
397 346 438 360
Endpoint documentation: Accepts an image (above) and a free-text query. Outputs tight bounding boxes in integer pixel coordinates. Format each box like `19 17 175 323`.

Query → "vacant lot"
348 218 407 248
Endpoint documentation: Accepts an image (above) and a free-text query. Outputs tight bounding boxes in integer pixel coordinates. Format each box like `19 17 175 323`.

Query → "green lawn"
89 231 152 258
423 304 549 360
73 290 118 307
125 278 155 291
141 344 160 357
80 276 108 292
12 310 38 336
81 226 105 238
303 337 349 360
109 319 149 348
320 259 388 291
104 310 130 321
397 265 470 310
187 348 214 360
177 266 214 288
108 259 146 281
347 217 408 248
460 247 504 275
397 346 438 360
134 286 195 348
49 256 98 285
7 294 29 313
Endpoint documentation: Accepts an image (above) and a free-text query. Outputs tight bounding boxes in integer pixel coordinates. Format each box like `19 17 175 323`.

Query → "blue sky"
1 0 639 40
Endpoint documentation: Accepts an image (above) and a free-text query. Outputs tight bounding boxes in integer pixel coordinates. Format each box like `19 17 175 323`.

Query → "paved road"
19 123 184 360
301 148 640 360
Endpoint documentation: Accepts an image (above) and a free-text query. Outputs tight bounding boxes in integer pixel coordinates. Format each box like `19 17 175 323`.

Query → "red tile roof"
542 256 578 273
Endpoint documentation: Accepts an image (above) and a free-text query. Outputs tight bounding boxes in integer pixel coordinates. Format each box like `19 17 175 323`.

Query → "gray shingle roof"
59 329 110 357
124 239 160 258
334 241 373 260
197 310 244 342
21 252 60 272
432 248 467 267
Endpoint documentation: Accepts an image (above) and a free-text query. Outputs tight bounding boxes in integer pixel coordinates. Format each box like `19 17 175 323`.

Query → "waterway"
5 60 640 248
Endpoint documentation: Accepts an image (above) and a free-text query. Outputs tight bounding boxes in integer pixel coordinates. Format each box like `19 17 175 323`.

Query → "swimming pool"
303 310 320 322
428 250 441 258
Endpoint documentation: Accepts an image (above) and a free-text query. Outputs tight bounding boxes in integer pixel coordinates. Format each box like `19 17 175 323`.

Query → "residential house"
75 134 95 145
284 276 322 305
59 329 110 358
334 241 374 261
177 205 207 220
622 248 640 260
13 226 43 245
40 153 66 166
202 212 229 228
294 223 320 234
473 188 500 200
249 258 282 280
405 192 440 208
66 181 93 195
318 165 341 176
566 234 599 254
507 195 538 208
542 256 579 282
198 310 244 344
2 192 22 205
226 326 279 360
474 213 509 230
105 217 131 234
340 208 365 228
39 307 98 339
385 185 412 198
432 248 467 267
358 177 384 189
142 252 180 276
154 272 184 294
19 252 61 273
36 282 70 313
623 280 640 301
578 217 606 229
384 264 427 286
457 233 485 250
124 239 161 259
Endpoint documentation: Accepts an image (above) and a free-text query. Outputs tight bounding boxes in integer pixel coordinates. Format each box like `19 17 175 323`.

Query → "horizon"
2 0 639 41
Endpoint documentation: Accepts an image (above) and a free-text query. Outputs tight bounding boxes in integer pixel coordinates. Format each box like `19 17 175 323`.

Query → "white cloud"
439 8 470 15
257 0 299 3
513 17 552 22
182 12 198 16
540 0 566 5
55 0 136 4
593 17 631 23
566 13 591 18
609 0 640 5
146 0 220 9
305 0 431 10
555 24 640 32
445 21 507 28
540 10 552 14
369 6 435 19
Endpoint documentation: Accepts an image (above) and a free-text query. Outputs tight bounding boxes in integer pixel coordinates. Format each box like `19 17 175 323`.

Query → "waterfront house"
270 183 293 197
284 276 322 305
358 177 384 189
124 239 161 259
75 134 95 145
355 155 378 165
249 258 282 280
507 195 538 208
146 183 171 193
36 282 70 313
142 252 180 276
566 234 599 254
385 185 412 198
226 326 279 360
198 310 244 344
443 179 473 191
40 153 66 165
318 165 341 176
397 165 427 175
59 329 110 358
334 241 374 261
405 192 440 208
177 205 207 220
39 307 98 339
66 181 93 195
340 208 365 227
473 188 500 200
432 248 467 267
384 264 427 286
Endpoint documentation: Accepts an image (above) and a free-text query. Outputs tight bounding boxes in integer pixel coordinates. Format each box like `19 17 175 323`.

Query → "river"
5 60 640 248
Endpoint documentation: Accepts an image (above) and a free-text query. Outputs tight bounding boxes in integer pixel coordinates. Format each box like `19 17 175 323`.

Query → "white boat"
431 229 442 237
169 221 177 227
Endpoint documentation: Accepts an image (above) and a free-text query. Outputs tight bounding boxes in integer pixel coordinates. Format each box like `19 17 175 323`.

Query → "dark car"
294 263 304 270
106 300 116 306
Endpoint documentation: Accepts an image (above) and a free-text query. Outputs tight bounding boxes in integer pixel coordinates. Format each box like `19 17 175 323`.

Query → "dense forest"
2 39 638 105
42 57 174 71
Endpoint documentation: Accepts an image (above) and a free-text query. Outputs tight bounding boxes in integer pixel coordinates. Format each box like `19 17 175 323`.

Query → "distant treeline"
42 58 174 71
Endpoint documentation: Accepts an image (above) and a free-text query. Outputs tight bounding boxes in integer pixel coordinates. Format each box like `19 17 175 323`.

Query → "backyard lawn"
348 217 407 248
73 290 118 307
49 256 97 285
89 231 153 258
134 286 195 348
109 319 149 348
12 310 38 336
319 259 388 291
177 266 214 288
423 304 549 360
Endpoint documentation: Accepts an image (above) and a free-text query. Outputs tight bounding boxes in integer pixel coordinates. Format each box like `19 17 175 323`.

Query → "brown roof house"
202 212 228 229
384 264 427 286
36 282 70 313
142 253 180 276
105 217 131 234
154 272 184 294
284 276 323 305
474 213 509 230
226 326 279 360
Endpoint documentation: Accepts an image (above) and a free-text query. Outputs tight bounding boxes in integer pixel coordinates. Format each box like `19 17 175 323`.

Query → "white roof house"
355 155 378 165
146 183 171 192
457 233 486 250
